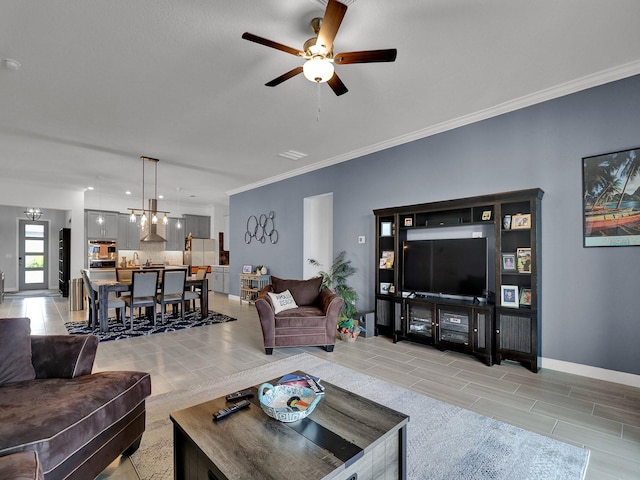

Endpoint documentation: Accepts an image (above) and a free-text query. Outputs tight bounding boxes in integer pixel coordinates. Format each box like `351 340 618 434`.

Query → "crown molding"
227 60 640 197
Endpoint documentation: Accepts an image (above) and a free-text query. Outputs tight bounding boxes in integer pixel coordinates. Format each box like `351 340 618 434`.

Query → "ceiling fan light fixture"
303 57 334 83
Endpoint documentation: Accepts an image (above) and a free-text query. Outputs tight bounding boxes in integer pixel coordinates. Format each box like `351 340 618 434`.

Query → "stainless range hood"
140 199 167 243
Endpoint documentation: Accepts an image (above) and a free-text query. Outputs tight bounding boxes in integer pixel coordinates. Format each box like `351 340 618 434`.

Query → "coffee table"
170 371 409 480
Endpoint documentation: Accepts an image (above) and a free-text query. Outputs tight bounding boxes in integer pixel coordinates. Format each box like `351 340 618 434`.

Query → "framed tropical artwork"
582 147 640 247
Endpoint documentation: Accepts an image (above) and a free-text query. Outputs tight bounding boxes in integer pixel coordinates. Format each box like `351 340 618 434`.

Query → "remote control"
225 390 254 401
212 399 251 421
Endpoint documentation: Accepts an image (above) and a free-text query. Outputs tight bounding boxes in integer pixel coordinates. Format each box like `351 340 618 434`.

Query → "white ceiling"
2 0 640 210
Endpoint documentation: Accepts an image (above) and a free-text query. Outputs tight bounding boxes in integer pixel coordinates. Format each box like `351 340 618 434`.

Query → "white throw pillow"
268 290 298 314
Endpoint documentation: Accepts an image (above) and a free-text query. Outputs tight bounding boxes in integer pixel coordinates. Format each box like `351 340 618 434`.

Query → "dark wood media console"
374 188 543 372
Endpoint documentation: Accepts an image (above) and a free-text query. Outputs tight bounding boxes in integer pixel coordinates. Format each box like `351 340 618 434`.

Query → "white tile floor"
2 291 639 479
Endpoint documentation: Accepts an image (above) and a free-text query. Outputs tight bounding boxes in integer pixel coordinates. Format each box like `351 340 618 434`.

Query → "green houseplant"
308 251 362 339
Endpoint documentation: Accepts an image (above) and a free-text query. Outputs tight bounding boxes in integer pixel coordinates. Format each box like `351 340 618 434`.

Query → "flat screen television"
402 237 488 299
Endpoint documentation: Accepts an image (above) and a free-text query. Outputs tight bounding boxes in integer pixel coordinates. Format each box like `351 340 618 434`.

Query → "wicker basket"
337 320 360 342
258 383 322 422
338 331 358 342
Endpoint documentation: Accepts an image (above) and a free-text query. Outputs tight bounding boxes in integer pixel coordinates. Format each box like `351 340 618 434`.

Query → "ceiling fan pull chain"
316 82 322 122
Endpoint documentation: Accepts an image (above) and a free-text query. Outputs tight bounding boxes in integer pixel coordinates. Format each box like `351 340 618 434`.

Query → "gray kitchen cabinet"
86 210 119 239
118 214 140 250
212 266 229 294
166 217 186 251
184 214 210 239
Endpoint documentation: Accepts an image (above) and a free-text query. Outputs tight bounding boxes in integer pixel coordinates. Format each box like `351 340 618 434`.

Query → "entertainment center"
374 188 543 372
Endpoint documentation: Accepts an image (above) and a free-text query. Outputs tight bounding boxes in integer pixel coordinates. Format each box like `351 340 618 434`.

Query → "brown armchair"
255 276 344 355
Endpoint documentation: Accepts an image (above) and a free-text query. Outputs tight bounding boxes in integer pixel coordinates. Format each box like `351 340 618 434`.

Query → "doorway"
303 193 333 279
18 219 49 290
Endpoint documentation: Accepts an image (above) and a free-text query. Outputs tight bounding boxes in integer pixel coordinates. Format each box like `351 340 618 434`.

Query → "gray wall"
0 206 69 291
230 74 640 376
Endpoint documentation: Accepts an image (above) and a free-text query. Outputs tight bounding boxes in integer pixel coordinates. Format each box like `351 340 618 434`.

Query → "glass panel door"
19 220 48 290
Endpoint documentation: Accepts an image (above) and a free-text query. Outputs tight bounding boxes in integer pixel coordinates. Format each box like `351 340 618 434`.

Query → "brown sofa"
0 317 151 480
255 276 344 354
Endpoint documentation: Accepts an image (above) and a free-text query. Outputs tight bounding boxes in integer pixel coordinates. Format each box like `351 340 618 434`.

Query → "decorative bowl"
258 383 322 423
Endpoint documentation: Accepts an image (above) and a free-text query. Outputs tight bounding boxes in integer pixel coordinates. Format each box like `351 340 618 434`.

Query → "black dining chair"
157 269 187 323
124 270 159 330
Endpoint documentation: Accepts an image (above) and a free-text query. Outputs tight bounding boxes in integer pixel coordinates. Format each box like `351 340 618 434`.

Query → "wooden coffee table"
169 371 409 480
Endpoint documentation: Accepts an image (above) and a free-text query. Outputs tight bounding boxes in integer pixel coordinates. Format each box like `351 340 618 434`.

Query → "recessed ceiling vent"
278 150 308 161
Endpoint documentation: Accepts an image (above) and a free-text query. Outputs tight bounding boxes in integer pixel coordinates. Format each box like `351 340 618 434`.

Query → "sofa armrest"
30 335 99 379
319 288 344 317
256 286 276 347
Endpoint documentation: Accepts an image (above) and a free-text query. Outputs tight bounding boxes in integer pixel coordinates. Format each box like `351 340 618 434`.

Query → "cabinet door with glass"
404 300 435 344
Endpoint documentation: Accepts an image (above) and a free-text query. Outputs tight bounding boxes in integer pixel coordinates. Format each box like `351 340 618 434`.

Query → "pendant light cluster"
128 156 170 227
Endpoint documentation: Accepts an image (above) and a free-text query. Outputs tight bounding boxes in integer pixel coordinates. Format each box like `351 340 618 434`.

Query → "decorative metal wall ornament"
245 211 278 244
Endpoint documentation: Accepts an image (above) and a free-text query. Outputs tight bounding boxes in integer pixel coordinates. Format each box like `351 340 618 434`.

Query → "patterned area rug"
64 310 236 342
131 353 590 480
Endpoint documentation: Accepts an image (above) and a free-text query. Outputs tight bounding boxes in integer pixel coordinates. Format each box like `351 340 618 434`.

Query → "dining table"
89 272 208 333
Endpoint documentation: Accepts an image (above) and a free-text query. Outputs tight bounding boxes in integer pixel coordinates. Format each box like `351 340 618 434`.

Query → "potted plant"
308 251 363 341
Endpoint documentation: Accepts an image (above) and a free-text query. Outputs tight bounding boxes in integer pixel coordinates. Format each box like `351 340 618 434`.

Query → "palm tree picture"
583 147 640 246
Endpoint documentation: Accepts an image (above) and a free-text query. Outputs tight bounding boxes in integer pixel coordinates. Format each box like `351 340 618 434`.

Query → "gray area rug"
131 353 589 480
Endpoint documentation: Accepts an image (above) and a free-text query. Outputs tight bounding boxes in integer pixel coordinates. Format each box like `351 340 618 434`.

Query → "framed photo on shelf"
380 221 392 237
503 214 512 230
242 264 253 274
501 285 519 308
516 248 532 273
379 250 395 269
404 217 413 227
583 147 640 247
511 213 531 229
519 288 532 306
482 210 492 221
501 253 517 272
379 282 392 294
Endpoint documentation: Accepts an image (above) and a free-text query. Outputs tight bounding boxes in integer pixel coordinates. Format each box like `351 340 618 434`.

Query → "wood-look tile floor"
1 292 638 479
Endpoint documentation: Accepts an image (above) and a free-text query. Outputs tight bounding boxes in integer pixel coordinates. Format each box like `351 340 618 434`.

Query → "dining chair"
124 270 159 330
115 267 134 282
157 269 187 323
115 267 134 298
82 269 125 329
184 266 207 313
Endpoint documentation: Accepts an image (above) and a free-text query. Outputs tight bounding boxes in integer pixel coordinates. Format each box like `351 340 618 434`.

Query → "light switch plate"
358 235 365 244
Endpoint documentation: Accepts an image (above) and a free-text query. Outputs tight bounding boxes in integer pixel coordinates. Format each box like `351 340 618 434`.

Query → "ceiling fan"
242 0 397 96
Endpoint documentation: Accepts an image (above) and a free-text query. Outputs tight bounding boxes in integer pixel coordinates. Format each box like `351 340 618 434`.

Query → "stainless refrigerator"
183 238 216 267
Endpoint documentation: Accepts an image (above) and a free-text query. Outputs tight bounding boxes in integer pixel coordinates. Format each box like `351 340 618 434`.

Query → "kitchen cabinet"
165 217 186 251
118 214 140 250
212 266 229 294
86 211 118 239
184 214 210 239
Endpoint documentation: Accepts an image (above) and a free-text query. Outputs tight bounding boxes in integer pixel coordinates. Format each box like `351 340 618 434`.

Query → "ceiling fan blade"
316 0 348 53
334 49 398 65
242 32 303 57
265 66 304 87
327 73 348 96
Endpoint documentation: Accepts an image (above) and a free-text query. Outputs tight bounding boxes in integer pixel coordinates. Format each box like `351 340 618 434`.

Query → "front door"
18 220 48 290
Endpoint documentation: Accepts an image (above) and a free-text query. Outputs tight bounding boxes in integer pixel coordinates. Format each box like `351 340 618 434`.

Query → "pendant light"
128 156 170 242
96 176 105 225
